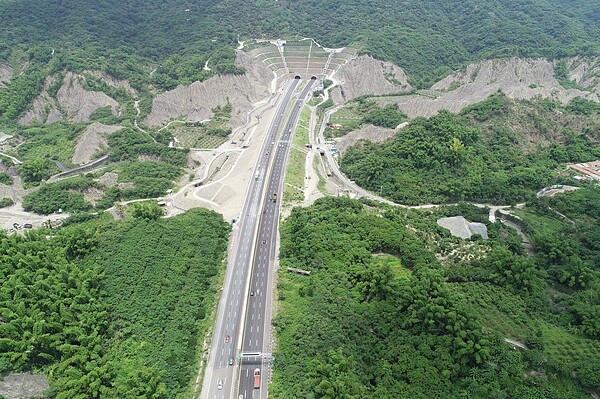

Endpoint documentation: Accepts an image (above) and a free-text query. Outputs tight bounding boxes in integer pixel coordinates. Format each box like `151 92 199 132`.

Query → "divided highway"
237 77 316 399
201 76 315 399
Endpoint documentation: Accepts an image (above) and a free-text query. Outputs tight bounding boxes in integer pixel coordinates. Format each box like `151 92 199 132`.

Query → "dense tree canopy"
271 197 596 398
0 209 229 398
0 0 599 95
342 93 600 205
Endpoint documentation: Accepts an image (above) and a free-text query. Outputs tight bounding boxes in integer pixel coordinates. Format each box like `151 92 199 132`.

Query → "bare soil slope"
330 55 413 104
144 51 274 128
567 57 600 94
384 58 598 118
0 63 12 89
335 124 398 154
72 122 123 165
85 70 138 96
19 72 119 125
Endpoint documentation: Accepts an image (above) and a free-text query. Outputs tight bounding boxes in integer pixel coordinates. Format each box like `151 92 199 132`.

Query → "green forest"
0 208 229 398
1 0 599 119
16 125 188 214
342 93 600 205
271 195 600 398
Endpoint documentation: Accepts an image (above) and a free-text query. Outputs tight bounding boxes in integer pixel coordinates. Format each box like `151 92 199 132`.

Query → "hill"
341 93 600 205
272 196 600 398
0 0 599 98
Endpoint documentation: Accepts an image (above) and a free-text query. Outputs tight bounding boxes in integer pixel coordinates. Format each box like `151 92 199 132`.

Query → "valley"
0 1 600 398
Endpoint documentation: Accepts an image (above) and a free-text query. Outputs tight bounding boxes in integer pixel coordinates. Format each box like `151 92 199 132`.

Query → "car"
250 291 255 296
225 335 230 343
229 357 234 366
217 379 223 390
23 223 33 229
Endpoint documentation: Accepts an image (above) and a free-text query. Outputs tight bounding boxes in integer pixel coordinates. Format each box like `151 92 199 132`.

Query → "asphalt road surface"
201 77 315 399
237 77 316 399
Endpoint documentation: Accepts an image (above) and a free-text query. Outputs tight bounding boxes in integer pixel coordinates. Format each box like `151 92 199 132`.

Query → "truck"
271 193 277 202
253 368 261 389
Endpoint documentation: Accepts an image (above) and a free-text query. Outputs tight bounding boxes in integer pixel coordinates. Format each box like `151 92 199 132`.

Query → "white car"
217 379 223 390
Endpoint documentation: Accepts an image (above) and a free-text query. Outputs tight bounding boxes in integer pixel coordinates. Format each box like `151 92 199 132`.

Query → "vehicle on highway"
272 193 277 202
254 368 261 389
217 379 223 390
228 357 234 366
250 290 254 296
225 335 230 343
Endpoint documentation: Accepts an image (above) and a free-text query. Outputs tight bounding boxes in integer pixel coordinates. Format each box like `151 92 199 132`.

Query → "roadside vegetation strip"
293 106 311 146
282 105 313 204
282 147 306 204
313 155 327 193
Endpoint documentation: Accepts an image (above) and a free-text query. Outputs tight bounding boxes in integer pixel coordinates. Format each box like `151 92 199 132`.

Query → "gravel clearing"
0 372 49 399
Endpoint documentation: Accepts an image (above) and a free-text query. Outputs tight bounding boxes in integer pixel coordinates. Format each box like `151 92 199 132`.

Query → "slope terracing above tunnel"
244 38 357 83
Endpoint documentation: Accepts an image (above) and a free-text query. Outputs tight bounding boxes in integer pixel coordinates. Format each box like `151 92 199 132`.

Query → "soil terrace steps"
245 38 356 81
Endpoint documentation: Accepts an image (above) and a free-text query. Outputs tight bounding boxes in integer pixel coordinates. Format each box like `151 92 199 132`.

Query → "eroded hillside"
144 51 274 128
19 72 120 125
385 58 598 118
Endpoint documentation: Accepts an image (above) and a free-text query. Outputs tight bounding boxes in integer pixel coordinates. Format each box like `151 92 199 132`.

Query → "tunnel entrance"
294 75 301 80
310 75 318 80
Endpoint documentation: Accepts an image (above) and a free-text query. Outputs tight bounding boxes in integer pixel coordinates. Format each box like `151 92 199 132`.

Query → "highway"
201 76 315 399
237 77 316 399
